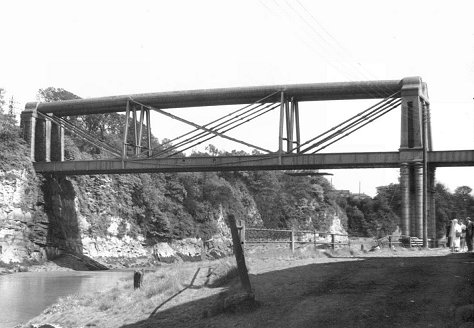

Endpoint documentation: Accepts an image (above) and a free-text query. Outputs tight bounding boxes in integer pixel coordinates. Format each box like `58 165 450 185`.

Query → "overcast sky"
1 0 473 196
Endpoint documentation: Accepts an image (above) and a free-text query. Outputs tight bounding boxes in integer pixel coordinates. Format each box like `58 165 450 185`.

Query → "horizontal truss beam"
32 150 474 175
29 79 406 116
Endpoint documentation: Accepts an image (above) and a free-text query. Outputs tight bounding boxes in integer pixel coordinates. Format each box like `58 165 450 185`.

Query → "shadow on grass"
148 267 201 318
119 252 474 328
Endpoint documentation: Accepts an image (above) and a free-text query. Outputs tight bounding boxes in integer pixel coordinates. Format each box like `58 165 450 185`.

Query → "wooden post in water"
133 270 144 289
228 214 252 294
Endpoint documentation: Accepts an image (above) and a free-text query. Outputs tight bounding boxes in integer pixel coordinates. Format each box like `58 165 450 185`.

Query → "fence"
237 221 349 253
376 235 436 248
236 222 431 254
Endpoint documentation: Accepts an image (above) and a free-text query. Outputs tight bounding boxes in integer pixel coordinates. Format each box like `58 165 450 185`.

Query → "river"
0 270 132 328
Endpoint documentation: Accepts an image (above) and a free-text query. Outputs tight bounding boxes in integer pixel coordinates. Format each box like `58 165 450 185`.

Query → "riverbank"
19 245 474 328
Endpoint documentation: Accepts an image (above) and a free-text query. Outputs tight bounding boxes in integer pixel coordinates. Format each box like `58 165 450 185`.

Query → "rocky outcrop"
0 169 48 264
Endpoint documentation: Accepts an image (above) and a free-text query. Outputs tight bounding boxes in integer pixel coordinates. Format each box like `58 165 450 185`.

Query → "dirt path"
121 249 474 328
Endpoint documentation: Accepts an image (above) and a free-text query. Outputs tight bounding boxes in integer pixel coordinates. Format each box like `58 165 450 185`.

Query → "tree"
0 88 5 114
8 96 18 117
453 186 474 220
37 87 80 102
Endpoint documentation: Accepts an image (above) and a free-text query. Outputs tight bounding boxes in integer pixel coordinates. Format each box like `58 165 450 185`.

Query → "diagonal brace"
129 99 272 154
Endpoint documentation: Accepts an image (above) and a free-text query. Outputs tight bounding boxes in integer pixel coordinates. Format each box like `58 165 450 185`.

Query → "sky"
1 0 473 196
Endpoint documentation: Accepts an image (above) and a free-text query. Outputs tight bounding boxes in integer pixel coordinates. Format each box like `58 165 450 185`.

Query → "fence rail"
237 223 349 252
237 222 430 254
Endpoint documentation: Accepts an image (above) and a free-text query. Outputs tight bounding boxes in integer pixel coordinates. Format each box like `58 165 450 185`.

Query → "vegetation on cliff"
0 113 31 172
340 182 474 238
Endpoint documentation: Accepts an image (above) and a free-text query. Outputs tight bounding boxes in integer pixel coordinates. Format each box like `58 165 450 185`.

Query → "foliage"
0 113 31 171
339 181 474 238
340 195 398 238
0 88 5 114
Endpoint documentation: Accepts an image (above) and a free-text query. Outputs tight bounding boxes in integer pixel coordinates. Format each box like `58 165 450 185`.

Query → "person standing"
450 219 462 252
446 221 452 249
466 217 474 252
460 219 467 252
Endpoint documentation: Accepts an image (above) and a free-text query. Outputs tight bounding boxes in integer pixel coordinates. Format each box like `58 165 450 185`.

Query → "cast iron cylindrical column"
50 119 64 162
34 117 47 162
414 162 424 238
400 163 410 236
428 167 436 243
20 104 38 161
409 165 416 236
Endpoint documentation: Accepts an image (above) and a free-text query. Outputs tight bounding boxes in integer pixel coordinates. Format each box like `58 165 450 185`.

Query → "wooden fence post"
291 228 295 254
388 235 392 248
241 220 246 246
331 234 335 250
201 239 206 261
228 214 252 294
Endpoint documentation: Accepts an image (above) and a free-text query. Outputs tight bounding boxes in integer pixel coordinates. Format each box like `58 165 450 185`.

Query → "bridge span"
33 150 474 175
20 76 474 247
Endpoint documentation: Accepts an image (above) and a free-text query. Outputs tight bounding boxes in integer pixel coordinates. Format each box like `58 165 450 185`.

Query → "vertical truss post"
285 98 291 152
146 108 152 157
123 101 130 159
138 105 145 154
45 114 52 162
132 104 138 155
294 99 301 153
288 97 296 153
278 91 285 163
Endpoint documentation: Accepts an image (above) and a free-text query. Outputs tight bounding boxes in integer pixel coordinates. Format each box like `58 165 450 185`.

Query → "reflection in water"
0 271 131 328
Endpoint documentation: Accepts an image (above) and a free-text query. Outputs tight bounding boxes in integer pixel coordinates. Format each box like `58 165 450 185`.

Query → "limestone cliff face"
41 176 150 260
0 169 348 266
0 169 48 263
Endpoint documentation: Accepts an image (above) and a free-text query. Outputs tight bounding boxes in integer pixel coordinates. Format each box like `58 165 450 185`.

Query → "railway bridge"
20 77 474 246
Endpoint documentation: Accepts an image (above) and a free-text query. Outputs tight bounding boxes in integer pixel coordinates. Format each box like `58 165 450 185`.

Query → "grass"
206 259 239 287
26 260 238 328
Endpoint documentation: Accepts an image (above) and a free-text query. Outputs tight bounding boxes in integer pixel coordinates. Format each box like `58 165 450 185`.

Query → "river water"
0 270 132 328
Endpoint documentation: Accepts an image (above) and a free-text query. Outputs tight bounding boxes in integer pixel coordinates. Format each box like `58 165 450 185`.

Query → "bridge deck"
33 150 474 175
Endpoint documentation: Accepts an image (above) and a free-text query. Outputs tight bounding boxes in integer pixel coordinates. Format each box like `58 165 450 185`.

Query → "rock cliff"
0 168 48 263
0 168 348 266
